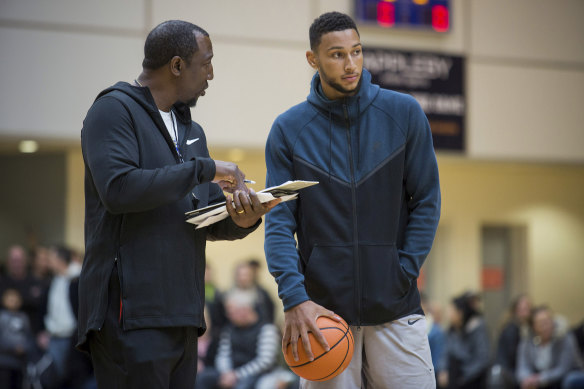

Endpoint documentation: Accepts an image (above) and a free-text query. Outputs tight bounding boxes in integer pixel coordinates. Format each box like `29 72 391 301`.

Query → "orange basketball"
283 316 354 381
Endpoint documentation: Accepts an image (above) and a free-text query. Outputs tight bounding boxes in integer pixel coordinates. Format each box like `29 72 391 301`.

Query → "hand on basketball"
226 189 281 229
282 300 340 362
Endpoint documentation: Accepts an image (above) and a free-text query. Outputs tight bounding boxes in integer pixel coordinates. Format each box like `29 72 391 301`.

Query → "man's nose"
345 56 356 72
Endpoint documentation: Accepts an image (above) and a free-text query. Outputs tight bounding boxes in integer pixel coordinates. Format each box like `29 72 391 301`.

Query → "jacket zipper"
343 102 361 326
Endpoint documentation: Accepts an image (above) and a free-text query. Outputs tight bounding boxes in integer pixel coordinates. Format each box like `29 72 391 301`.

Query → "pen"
244 179 256 184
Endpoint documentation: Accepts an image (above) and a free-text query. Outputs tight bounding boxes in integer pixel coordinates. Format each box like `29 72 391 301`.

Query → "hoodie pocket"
304 244 355 322
360 244 411 323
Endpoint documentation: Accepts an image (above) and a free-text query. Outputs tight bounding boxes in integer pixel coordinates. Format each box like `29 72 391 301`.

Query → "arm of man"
82 96 247 214
264 122 338 362
399 98 441 281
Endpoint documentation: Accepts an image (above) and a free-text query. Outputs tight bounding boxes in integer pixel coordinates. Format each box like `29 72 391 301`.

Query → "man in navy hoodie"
265 12 440 388
79 20 279 388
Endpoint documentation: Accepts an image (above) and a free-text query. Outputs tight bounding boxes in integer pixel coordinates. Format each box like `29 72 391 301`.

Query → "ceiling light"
19 140 39 153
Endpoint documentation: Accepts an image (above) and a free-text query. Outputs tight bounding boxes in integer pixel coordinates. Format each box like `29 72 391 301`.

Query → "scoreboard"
355 0 450 32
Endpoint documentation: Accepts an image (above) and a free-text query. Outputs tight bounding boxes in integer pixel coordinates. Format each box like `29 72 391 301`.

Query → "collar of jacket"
307 68 380 124
95 81 193 125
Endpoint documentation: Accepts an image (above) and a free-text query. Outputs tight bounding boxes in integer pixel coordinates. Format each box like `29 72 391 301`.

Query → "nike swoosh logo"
186 138 199 145
408 318 421 325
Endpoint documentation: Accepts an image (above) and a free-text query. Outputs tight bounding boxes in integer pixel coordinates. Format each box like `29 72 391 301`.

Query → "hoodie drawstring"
356 96 361 168
328 109 333 182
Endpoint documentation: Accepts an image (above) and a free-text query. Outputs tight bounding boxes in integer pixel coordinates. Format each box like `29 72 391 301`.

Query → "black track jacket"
77 82 259 351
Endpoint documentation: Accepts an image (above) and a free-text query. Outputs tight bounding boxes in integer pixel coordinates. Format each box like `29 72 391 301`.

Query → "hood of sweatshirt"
306 68 380 124
95 81 194 125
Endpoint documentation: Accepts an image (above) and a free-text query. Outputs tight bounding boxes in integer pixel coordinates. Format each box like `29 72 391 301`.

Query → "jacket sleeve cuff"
229 215 262 233
283 290 310 312
193 157 215 183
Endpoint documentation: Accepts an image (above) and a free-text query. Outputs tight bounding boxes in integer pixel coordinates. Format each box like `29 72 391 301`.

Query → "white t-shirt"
159 109 178 144
44 275 76 337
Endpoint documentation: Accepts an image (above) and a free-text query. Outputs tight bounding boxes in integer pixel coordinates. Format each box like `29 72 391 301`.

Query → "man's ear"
306 50 318 70
170 56 182 76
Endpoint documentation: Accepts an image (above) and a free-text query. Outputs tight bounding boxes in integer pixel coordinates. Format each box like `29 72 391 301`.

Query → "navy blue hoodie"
264 69 440 325
78 82 259 350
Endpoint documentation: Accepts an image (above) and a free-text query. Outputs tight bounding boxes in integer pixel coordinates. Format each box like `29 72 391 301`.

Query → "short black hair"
309 11 359 50
50 245 72 264
452 292 480 328
142 20 209 70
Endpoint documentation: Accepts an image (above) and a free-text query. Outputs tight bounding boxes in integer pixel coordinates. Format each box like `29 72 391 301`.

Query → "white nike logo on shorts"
186 138 199 145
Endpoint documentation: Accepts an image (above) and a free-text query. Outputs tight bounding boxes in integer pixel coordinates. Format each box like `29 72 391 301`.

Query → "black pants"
88 265 198 389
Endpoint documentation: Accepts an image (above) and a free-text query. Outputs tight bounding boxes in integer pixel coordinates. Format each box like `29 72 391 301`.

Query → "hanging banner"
364 47 465 151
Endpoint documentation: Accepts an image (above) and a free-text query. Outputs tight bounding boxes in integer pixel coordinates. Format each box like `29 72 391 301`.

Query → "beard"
319 67 362 96
186 97 198 108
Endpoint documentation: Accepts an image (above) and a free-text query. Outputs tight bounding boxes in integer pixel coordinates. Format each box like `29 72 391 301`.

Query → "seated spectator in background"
227 261 275 325
0 288 33 389
246 259 275 323
496 294 532 386
421 293 446 379
0 245 47 341
516 305 584 389
196 290 279 389
438 292 491 389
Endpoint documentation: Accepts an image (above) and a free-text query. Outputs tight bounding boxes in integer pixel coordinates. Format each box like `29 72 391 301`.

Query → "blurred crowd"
0 246 296 389
197 259 298 389
2 243 583 389
0 244 95 389
424 291 584 389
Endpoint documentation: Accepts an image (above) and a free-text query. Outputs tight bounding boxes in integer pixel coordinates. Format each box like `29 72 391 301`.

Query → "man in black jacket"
78 20 279 389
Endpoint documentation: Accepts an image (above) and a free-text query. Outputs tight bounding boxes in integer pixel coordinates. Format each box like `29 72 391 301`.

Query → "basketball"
283 316 354 381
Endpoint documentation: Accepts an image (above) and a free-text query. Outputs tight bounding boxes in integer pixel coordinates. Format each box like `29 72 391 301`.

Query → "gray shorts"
300 314 436 389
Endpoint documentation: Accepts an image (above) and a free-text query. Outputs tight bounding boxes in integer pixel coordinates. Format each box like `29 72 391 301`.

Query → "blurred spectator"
421 293 446 381
564 319 584 389
196 290 279 389
36 245 95 389
31 246 52 284
232 260 275 324
516 306 584 389
67 249 83 278
573 320 584 362
494 294 532 387
42 246 77 381
0 245 47 339
438 292 491 389
0 288 33 389
246 259 275 323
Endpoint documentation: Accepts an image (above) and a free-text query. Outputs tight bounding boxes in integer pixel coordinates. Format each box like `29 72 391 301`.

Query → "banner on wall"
364 47 465 151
